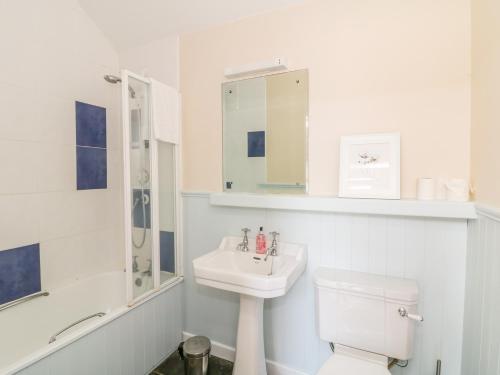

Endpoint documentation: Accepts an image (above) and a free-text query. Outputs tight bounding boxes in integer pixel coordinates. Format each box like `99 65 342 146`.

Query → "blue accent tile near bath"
77 146 107 190
133 189 151 229
160 231 175 273
76 101 107 148
0 244 41 305
248 131 265 157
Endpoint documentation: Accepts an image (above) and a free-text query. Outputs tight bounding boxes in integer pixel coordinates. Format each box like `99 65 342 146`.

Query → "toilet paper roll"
446 179 470 202
417 178 435 200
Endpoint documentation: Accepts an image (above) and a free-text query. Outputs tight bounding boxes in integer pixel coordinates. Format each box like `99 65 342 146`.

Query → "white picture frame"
338 133 401 199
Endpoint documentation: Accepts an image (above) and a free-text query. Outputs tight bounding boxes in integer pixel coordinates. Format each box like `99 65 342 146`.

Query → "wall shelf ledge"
207 193 477 219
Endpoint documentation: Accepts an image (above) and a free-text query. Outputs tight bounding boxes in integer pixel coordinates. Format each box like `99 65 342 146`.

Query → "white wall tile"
0 141 38 194
37 95 76 146
0 194 40 251
35 144 76 192
0 82 42 142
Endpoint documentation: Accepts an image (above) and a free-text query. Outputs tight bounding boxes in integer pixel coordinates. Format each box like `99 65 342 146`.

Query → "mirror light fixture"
224 58 288 79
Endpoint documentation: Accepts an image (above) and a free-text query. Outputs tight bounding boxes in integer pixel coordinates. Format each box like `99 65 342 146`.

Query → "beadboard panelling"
16 284 183 375
183 194 468 375
462 208 500 375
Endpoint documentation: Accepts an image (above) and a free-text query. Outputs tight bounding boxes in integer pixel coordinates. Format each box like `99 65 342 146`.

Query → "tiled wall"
0 245 41 304
0 0 124 295
160 231 175 273
76 101 107 190
183 193 468 375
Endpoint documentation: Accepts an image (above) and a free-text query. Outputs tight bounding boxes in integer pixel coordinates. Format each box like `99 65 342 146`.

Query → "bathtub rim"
2 274 183 375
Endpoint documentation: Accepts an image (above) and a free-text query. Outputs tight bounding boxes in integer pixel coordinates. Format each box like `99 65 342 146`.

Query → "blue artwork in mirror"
248 131 265 157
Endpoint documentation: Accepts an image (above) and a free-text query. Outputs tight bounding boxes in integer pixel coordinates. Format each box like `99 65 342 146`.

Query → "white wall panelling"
16 284 183 375
462 206 500 375
183 193 468 374
183 331 309 375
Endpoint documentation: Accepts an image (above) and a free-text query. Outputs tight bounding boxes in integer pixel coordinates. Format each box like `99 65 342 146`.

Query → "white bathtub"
0 271 182 375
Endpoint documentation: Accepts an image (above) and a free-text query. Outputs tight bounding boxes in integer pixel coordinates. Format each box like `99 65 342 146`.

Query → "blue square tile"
248 131 265 157
133 189 151 229
76 101 107 148
77 146 107 190
0 244 41 305
160 231 175 273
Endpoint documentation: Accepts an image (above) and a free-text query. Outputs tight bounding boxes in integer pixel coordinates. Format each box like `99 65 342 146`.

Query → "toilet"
314 267 422 374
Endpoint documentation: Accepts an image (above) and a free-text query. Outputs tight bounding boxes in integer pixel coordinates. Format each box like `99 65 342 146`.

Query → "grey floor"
151 351 233 375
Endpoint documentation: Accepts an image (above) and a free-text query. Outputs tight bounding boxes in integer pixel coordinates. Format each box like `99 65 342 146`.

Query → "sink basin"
193 236 307 375
193 236 307 298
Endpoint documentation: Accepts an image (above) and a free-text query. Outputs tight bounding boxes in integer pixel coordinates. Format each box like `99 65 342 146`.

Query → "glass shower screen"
122 71 178 304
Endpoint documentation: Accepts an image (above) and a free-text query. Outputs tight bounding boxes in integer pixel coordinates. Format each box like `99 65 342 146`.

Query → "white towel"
151 79 180 144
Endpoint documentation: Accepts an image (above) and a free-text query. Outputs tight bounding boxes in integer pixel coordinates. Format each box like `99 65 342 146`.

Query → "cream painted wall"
119 35 179 89
471 0 500 208
180 0 471 197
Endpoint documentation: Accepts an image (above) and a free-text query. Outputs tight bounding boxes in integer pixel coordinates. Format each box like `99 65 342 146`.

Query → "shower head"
104 75 121 84
104 74 136 98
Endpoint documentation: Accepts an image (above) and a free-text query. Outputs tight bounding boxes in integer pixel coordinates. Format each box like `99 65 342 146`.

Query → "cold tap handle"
269 231 280 239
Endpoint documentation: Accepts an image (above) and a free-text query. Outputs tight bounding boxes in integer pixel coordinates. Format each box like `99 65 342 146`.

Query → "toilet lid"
317 354 391 375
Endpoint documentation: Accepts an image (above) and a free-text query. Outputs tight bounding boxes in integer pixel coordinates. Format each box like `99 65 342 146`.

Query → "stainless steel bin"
178 336 211 375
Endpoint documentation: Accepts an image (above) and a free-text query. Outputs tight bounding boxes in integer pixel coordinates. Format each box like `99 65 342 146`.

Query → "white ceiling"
78 0 305 50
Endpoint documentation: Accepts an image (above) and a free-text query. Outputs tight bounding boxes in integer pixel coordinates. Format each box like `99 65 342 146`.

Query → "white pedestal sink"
193 236 307 375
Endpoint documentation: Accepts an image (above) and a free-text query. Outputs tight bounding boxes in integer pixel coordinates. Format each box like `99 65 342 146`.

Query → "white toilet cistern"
314 268 424 374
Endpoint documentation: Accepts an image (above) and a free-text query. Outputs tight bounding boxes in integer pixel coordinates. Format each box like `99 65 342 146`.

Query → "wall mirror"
222 69 308 194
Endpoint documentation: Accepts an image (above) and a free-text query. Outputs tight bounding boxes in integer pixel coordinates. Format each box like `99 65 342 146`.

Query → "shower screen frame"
121 69 183 306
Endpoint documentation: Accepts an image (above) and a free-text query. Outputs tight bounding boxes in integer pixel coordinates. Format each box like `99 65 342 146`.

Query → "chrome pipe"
49 312 106 344
0 291 49 312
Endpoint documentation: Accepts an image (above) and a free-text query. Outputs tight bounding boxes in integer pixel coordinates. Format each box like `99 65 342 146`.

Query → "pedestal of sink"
233 295 266 375
192 237 307 375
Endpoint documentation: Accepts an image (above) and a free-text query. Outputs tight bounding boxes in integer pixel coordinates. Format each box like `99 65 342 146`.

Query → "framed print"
338 133 400 199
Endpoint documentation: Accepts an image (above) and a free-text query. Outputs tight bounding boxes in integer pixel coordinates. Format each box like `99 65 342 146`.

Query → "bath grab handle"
398 307 424 322
49 312 106 344
0 291 49 312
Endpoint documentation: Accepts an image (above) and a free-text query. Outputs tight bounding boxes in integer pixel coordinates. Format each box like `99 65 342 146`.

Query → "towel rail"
0 291 49 312
49 312 106 344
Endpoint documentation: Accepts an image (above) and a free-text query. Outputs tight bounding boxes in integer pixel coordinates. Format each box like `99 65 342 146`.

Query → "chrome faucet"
268 231 279 256
237 228 251 252
264 232 280 261
142 259 152 277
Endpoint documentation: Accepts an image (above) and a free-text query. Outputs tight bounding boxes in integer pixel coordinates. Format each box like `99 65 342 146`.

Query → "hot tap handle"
241 228 251 234
269 231 280 240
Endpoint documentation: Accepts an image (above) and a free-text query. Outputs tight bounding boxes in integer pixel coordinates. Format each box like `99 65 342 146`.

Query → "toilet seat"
317 345 391 375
